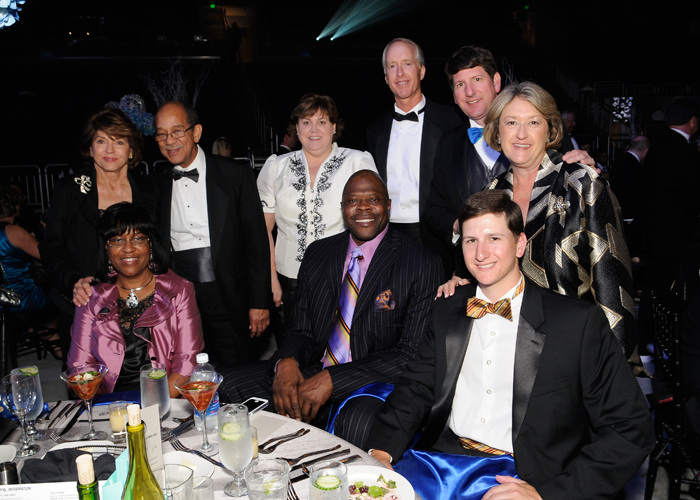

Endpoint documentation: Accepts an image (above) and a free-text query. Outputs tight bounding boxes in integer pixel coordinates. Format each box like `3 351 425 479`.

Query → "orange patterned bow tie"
466 297 513 321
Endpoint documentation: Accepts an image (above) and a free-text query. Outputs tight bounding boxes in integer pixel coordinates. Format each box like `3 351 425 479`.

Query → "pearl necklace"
118 274 155 308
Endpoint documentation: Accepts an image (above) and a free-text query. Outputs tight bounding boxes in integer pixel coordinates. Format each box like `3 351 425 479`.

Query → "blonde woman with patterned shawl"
443 82 640 371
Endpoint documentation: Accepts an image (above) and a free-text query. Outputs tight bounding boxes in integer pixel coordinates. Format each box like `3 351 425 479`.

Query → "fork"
169 436 225 468
258 428 308 451
277 444 341 465
50 431 67 444
259 429 311 454
287 481 300 500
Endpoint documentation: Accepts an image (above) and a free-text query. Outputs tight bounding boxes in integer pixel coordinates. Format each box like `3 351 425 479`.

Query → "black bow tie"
392 107 425 122
173 168 199 182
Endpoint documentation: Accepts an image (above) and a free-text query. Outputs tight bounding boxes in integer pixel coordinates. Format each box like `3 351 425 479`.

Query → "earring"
497 139 501 145
148 251 156 271
107 260 116 277
129 153 133 160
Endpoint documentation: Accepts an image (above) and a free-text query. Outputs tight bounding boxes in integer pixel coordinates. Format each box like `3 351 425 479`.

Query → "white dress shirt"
470 119 501 169
257 143 377 279
448 276 525 453
386 95 425 223
170 145 211 252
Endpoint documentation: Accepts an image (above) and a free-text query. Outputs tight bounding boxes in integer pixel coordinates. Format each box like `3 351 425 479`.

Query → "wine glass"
11 366 44 440
174 372 222 457
1 373 38 457
218 404 253 497
60 363 109 440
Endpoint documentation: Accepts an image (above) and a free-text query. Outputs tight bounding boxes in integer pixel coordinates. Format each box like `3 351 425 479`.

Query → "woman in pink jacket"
68 203 204 396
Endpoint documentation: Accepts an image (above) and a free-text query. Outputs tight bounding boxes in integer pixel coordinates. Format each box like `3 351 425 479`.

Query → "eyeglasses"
107 236 150 248
154 125 194 142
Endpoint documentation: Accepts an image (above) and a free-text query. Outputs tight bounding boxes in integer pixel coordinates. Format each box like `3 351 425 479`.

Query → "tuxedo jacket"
643 127 700 290
40 165 157 313
609 151 643 220
268 225 442 402
157 153 271 333
366 99 463 278
366 98 463 217
367 280 654 499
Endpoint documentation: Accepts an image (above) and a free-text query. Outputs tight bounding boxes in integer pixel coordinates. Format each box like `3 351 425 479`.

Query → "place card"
141 403 163 472
0 481 106 498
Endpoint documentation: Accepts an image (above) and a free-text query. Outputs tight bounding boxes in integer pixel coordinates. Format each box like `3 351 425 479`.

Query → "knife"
161 419 195 442
59 404 85 436
45 401 62 420
47 402 72 429
290 448 351 472
291 455 362 483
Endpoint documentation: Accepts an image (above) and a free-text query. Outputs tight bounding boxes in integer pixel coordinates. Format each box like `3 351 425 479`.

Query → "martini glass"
175 371 223 456
60 363 109 440
1 373 39 457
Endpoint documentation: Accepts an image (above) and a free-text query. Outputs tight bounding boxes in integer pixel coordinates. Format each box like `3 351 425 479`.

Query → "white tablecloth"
9 399 420 500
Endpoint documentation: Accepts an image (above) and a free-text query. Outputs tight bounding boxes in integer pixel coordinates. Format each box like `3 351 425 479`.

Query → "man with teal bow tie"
366 190 654 500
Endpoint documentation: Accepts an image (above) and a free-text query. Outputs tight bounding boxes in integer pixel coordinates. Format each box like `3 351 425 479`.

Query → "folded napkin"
21 449 116 483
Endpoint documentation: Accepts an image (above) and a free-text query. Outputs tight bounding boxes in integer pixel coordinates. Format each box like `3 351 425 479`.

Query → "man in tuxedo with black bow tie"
154 100 271 366
366 38 463 277
366 190 654 500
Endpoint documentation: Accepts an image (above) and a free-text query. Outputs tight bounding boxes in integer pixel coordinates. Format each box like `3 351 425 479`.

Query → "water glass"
245 459 290 500
218 403 253 497
308 460 348 500
155 464 193 500
108 401 128 442
140 362 170 419
192 476 214 500
11 367 44 441
0 373 38 458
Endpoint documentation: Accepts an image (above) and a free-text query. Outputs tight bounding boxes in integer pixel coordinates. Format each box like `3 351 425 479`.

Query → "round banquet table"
7 399 421 499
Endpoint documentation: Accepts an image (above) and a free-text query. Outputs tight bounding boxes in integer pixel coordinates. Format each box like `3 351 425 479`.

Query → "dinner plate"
0 444 16 462
48 439 115 456
347 464 414 499
163 451 215 478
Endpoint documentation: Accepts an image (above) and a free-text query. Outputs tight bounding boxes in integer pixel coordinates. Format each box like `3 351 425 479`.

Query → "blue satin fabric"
325 382 394 434
394 449 518 500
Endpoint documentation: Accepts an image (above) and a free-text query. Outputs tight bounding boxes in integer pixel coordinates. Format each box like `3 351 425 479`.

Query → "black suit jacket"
643 127 700 290
157 153 271 333
40 166 157 313
366 99 463 277
268 225 442 402
367 280 654 499
609 151 643 220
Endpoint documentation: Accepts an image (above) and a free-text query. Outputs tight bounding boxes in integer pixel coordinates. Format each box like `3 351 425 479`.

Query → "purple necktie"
323 247 363 367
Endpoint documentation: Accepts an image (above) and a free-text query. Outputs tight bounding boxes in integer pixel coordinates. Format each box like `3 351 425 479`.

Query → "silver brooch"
553 196 570 214
74 175 92 194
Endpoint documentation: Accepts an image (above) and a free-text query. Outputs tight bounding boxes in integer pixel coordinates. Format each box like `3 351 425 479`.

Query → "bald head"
341 170 391 245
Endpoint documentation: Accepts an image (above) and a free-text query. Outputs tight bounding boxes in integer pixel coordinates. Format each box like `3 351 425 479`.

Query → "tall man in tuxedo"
366 190 654 500
643 98 700 294
366 38 463 276
154 101 271 366
219 170 442 446
424 46 590 271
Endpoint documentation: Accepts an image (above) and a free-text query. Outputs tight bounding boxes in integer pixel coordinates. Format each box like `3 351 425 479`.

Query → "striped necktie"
323 247 363 367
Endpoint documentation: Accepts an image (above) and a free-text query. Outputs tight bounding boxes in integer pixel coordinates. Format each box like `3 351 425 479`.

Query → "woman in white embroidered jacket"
257 94 377 333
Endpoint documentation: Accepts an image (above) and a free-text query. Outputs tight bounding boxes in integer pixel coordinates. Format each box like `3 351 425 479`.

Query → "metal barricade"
43 164 71 209
0 165 45 213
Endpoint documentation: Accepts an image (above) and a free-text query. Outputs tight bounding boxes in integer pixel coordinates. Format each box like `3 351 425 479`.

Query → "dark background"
0 0 697 167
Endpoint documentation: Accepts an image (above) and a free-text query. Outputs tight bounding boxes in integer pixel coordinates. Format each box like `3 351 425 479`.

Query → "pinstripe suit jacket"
268 225 442 403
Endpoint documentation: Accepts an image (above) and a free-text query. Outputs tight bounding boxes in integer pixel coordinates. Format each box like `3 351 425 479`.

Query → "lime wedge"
148 369 167 379
263 480 277 494
314 475 341 490
19 366 39 376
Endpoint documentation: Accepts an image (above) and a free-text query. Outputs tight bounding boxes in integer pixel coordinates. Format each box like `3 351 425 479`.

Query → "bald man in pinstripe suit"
219 171 442 446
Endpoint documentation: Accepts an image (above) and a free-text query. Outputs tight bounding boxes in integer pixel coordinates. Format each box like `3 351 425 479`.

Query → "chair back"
650 290 684 432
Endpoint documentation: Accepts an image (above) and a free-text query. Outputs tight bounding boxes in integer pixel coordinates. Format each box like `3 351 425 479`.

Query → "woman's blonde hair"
483 81 564 152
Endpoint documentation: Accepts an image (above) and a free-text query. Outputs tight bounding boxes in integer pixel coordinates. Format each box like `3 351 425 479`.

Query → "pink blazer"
68 269 205 393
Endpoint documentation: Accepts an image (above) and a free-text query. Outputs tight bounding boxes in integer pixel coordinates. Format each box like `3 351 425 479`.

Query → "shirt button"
491 331 496 336
486 360 492 365
486 389 492 394
480 418 486 423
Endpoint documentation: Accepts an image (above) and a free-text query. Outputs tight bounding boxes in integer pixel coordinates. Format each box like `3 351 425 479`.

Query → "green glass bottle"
76 454 101 500
121 404 164 500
